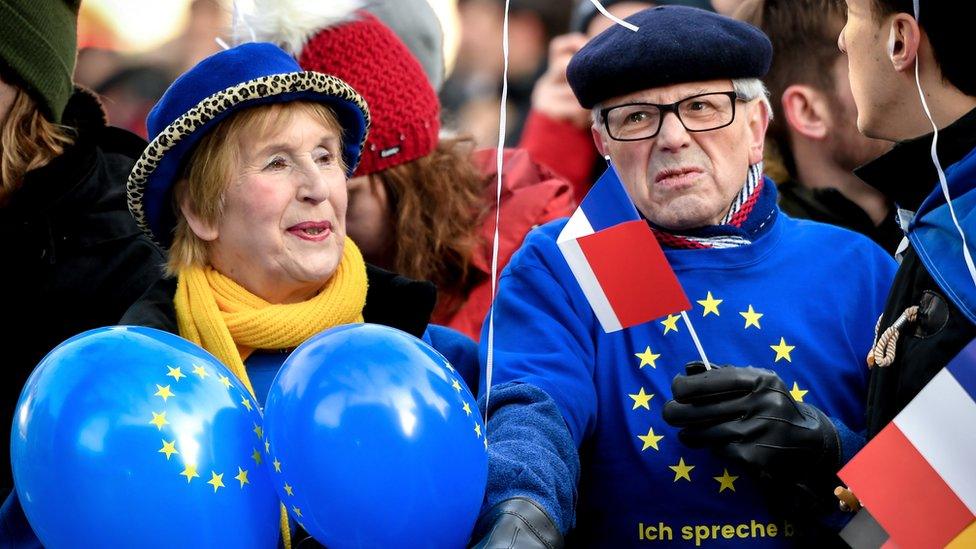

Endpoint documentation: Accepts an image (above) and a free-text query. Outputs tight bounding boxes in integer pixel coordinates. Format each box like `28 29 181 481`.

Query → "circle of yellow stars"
148 363 265 496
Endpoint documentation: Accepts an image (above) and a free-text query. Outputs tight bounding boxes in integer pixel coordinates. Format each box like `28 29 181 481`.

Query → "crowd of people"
1 0 974 547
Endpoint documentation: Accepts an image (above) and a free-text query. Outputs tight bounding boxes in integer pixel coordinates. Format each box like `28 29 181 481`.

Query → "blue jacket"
480 212 896 547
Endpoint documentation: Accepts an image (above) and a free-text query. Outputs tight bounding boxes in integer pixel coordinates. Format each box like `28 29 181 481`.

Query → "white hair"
590 77 774 128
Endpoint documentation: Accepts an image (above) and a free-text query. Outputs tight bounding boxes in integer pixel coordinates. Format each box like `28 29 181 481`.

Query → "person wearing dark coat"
838 0 976 438
0 2 165 545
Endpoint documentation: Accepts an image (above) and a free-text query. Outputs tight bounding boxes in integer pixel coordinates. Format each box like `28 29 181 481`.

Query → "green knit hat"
0 0 81 123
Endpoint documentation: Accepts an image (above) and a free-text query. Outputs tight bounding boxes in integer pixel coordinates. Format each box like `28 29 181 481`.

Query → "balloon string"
483 0 511 441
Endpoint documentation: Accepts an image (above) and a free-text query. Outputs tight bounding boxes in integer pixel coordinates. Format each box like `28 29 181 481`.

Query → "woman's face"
345 174 394 269
204 108 348 304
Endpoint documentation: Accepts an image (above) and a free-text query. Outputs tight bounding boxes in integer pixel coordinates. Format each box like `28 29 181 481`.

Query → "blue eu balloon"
11 326 280 548
264 323 488 548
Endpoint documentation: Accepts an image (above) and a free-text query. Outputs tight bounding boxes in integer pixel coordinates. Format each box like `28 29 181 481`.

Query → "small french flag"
839 338 976 548
557 166 690 333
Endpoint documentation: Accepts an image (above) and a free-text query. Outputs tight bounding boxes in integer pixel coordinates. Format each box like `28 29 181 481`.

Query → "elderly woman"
121 42 476 409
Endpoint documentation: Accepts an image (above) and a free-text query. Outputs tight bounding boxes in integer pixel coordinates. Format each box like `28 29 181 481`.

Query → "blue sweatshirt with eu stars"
479 212 896 548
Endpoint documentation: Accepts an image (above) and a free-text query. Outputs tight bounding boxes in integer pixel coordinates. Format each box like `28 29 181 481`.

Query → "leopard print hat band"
126 42 371 248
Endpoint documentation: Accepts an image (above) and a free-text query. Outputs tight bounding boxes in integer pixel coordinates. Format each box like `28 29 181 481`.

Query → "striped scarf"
652 163 777 249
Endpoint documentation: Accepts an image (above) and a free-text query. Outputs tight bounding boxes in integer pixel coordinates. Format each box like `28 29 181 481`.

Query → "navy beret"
567 5 772 109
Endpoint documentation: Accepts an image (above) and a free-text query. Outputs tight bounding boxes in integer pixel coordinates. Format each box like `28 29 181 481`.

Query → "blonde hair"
0 87 75 206
166 101 346 276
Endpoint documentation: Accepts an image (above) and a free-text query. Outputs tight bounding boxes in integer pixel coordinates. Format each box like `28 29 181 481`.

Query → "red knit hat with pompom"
295 12 440 177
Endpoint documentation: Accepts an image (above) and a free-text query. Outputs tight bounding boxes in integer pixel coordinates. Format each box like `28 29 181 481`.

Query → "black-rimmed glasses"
600 91 741 142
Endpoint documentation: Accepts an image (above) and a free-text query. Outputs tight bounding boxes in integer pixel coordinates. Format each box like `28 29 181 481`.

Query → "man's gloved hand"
662 363 841 479
470 497 564 549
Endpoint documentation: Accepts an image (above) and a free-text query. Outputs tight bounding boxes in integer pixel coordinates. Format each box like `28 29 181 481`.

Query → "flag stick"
680 311 711 370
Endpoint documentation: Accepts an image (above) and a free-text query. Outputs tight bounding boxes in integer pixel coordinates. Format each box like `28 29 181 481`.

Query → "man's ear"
178 183 219 242
746 98 771 166
782 84 829 141
887 13 922 73
591 125 609 158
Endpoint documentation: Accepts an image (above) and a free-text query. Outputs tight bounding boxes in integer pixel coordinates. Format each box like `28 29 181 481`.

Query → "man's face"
838 0 897 139
827 56 892 168
593 79 768 230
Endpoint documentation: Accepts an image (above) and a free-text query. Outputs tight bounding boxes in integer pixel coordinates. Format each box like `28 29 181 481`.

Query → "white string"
482 0 512 441
911 1 976 292
215 37 231 51
680 311 711 370
587 0 640 32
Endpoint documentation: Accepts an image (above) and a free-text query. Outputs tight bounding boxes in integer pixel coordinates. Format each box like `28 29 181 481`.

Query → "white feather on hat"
232 0 366 57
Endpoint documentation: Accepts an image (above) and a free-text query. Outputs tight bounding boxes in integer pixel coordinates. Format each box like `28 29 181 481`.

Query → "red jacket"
432 148 576 341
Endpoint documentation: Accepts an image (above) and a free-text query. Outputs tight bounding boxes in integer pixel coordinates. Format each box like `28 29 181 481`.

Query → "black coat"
855 108 976 438
0 90 165 495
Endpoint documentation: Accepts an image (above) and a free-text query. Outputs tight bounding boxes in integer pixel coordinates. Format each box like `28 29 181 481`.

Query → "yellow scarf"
174 238 368 397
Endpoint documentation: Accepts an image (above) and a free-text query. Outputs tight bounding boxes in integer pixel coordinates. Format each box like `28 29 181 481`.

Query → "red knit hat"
236 3 440 177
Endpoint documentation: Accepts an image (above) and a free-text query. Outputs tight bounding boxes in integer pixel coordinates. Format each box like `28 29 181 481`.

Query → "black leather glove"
662 363 841 480
470 497 564 549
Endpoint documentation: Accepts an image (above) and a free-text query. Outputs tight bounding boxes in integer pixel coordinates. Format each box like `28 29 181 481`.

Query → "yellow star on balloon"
192 365 209 378
166 366 185 382
234 467 249 488
284 483 294 497
634 346 661 369
669 458 695 482
739 305 763 329
292 506 303 518
637 427 664 451
241 397 253 412
180 464 199 483
770 337 796 363
149 411 169 430
790 382 808 402
217 374 232 389
253 423 263 439
265 439 271 454
661 314 681 335
158 439 179 460
714 469 738 493
697 292 722 317
628 387 654 411
474 423 483 438
452 379 462 393
154 384 175 402
462 402 472 416
251 448 263 465
273 458 282 473
207 471 225 493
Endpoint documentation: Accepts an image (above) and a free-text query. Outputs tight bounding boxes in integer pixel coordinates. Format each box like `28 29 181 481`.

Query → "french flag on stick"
557 166 691 333
839 338 976 548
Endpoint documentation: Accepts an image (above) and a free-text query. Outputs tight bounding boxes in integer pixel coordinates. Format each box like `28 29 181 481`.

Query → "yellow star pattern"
462 402 472 416
474 423 482 438
234 467 249 488
154 384 175 402
715 469 738 493
241 397 253 412
217 374 232 389
635 346 661 369
150 411 169 430
770 337 796 363
180 464 199 483
273 458 282 473
697 292 723 317
207 471 225 493
739 305 763 329
251 448 262 465
637 427 664 451
790 382 809 402
628 387 654 411
253 423 263 439
192 365 209 378
661 314 681 335
265 439 271 454
451 379 462 392
669 458 695 482
158 439 179 460
284 483 294 497
292 506 303 518
166 366 185 382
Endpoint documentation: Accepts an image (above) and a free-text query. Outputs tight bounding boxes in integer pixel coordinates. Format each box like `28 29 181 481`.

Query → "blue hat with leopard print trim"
126 42 370 248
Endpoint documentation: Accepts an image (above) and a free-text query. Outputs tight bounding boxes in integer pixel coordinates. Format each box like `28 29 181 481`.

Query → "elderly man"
472 7 896 548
